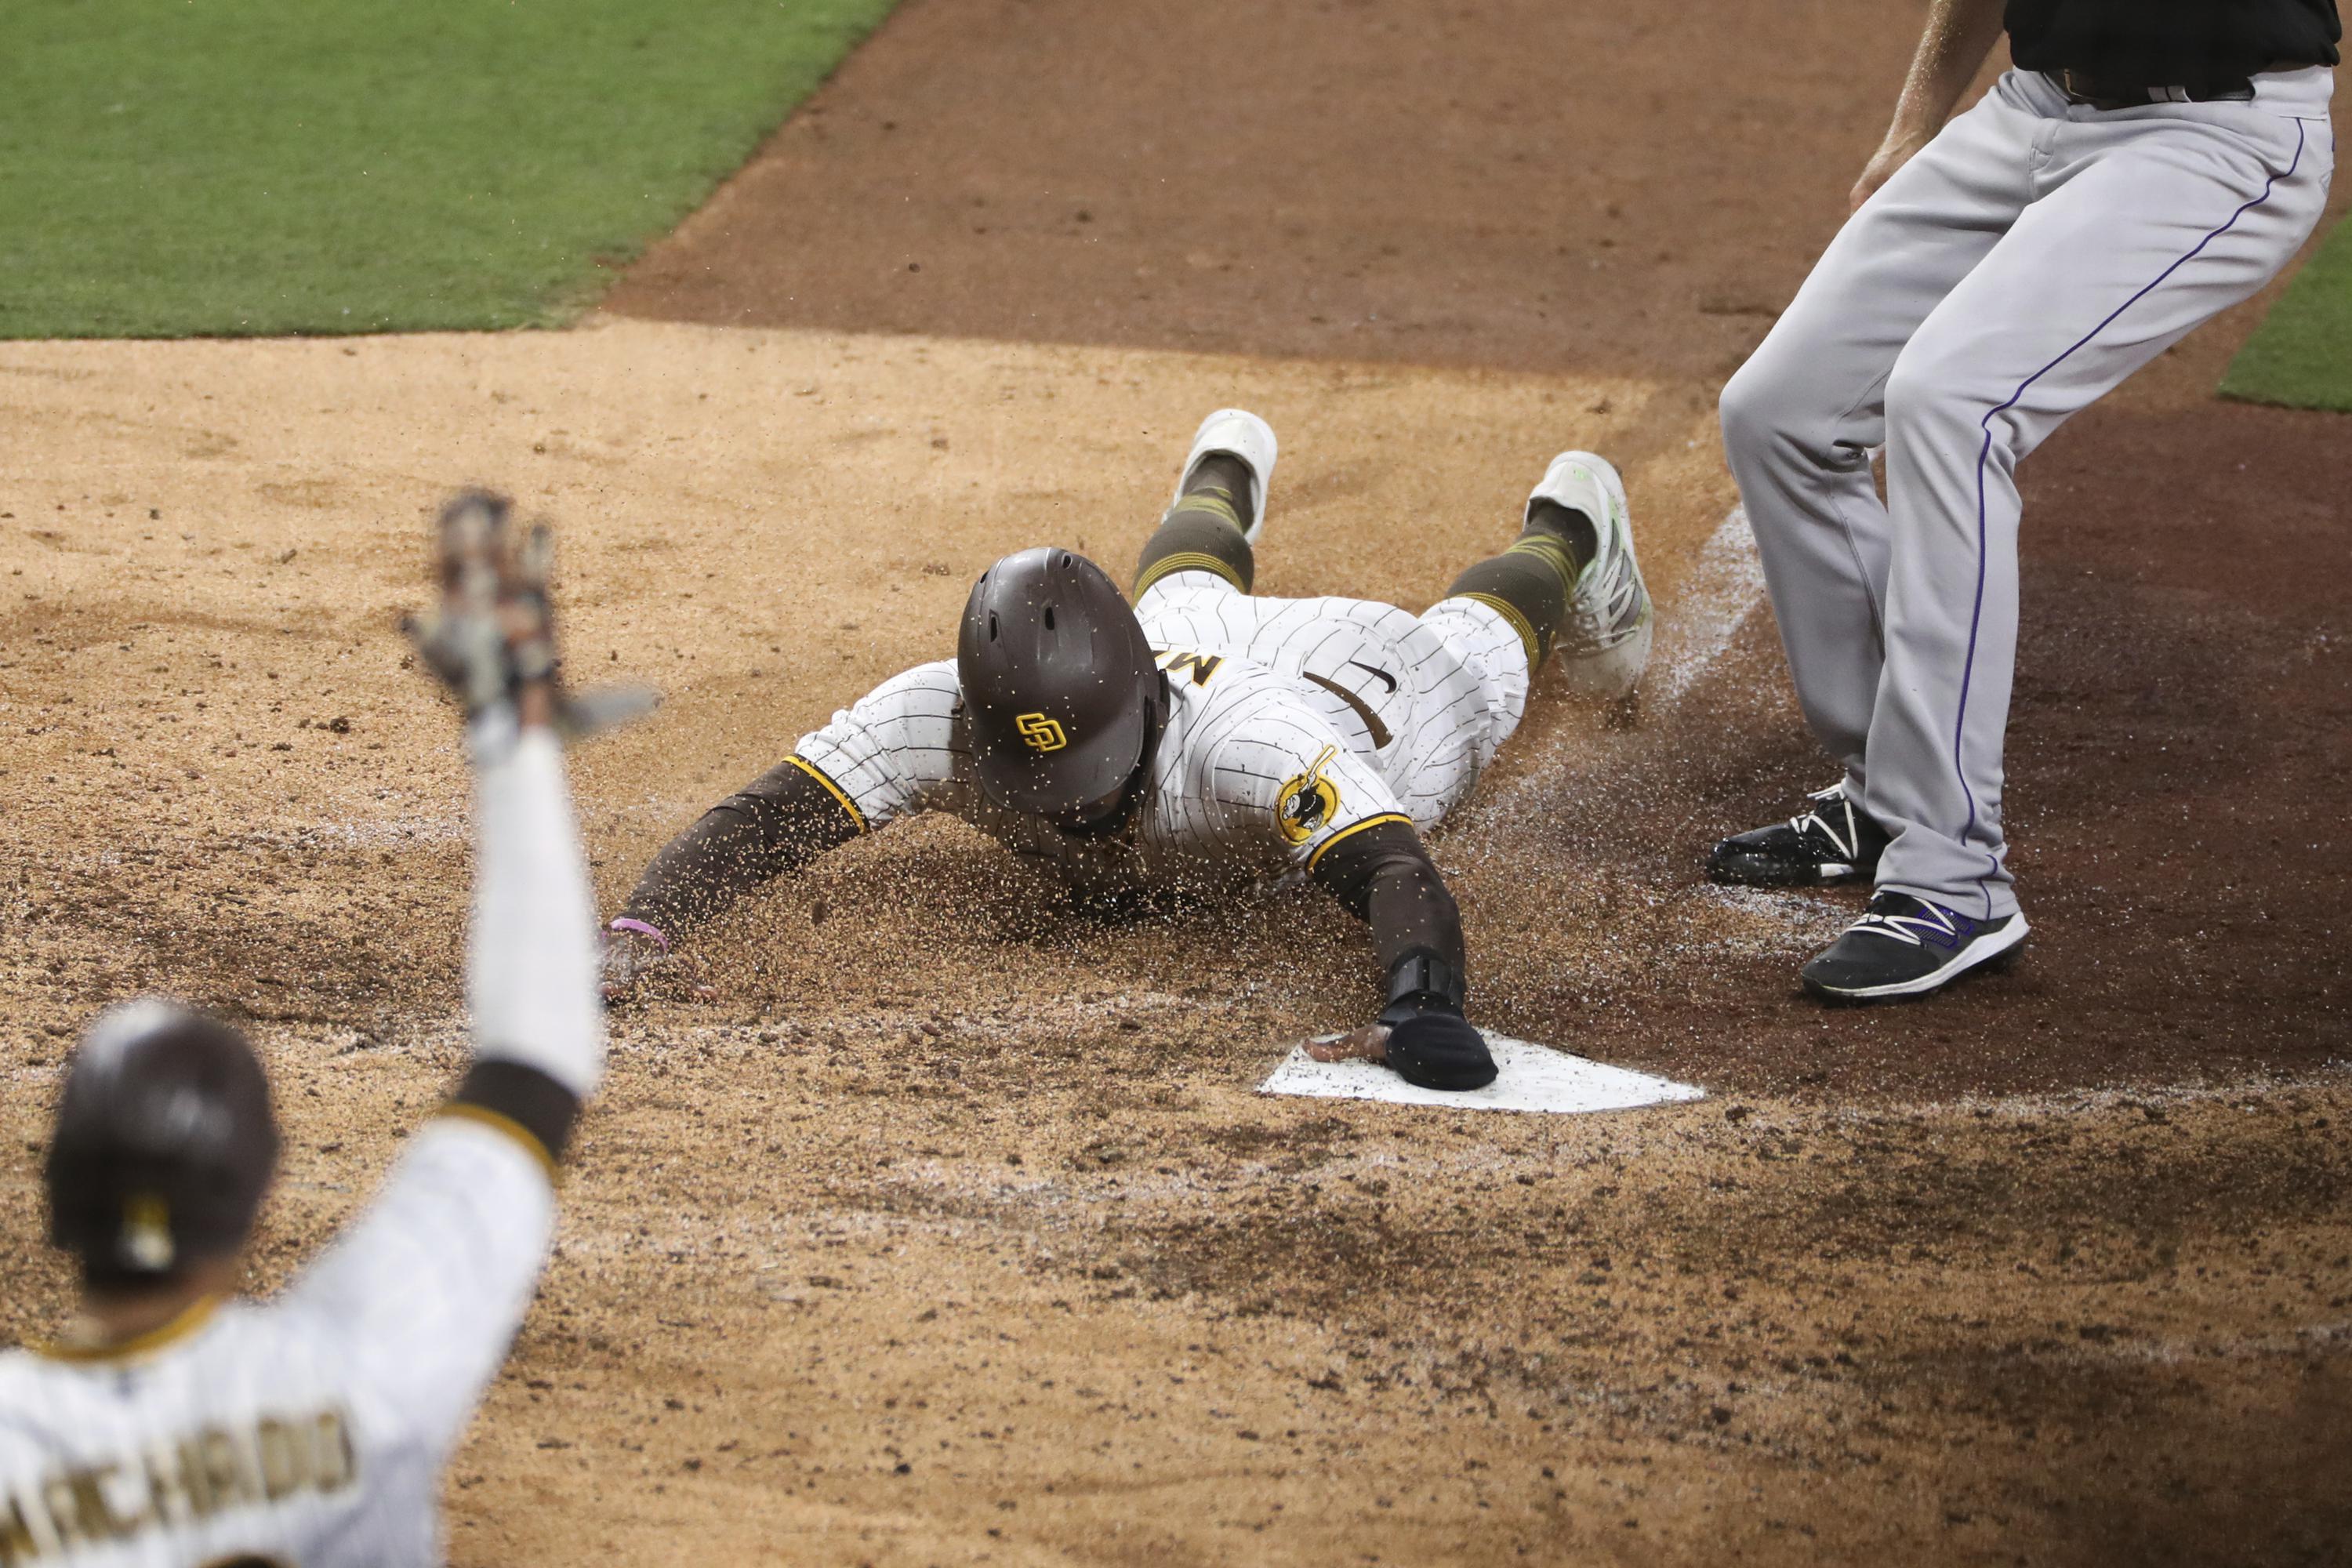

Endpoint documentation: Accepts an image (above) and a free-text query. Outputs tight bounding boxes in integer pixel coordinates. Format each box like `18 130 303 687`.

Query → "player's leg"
1134 451 1256 597
1843 82 2332 945
1398 452 1634 822
1415 522 1573 781
1716 76 2043 796
1132 408 1277 604
1418 472 1595 758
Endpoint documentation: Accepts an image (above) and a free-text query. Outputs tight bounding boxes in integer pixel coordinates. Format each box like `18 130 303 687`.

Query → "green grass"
0 0 898 338
2222 212 2352 412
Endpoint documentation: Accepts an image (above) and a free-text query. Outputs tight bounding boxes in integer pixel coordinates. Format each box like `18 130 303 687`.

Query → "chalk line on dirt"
1646 504 1763 713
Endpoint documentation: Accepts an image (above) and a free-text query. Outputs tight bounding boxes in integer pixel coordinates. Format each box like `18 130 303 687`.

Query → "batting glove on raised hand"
402 489 659 739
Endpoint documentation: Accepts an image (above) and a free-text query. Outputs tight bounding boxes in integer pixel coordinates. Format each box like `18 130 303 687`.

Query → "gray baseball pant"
1720 67 2335 919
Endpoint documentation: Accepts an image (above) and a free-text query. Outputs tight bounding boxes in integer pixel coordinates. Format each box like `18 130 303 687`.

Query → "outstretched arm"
612 756 865 940
1308 819 1467 1017
1305 819 1494 1091
601 659 964 995
287 491 620 1452
1853 0 2006 211
1205 710 1495 1091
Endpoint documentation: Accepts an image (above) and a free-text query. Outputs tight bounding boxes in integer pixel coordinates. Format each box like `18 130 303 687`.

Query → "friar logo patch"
1276 746 1342 844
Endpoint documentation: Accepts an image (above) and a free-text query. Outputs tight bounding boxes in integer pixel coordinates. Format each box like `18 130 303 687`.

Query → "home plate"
1259 1033 1704 1115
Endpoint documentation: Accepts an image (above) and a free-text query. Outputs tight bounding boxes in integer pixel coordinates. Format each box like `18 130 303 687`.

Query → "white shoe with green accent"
1174 408 1279 545
1528 450 1652 699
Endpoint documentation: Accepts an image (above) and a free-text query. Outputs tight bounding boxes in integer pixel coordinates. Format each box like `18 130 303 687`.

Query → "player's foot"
1800 891 2027 1002
1708 781 1889 887
1173 408 1278 544
1528 452 1650 699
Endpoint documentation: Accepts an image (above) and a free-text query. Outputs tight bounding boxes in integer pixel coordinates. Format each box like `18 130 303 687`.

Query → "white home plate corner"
1259 1033 1703 1115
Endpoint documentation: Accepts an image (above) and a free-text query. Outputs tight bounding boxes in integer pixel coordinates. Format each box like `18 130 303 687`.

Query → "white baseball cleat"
1173 408 1279 544
1528 450 1652 700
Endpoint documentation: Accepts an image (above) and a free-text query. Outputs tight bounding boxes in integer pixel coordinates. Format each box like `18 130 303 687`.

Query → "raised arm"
1853 0 2008 211
286 492 625 1451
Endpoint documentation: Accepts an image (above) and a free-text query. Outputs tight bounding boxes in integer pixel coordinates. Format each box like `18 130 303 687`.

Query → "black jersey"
2006 0 2340 83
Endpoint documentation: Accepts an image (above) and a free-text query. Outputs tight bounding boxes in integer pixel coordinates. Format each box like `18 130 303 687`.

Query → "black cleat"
1801 891 2028 1002
1708 782 1889 887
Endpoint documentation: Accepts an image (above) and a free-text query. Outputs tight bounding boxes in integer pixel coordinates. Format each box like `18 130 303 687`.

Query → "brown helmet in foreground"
44 1000 279 1289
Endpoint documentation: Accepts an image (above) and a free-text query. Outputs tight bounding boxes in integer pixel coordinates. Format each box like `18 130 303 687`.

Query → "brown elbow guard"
619 755 866 935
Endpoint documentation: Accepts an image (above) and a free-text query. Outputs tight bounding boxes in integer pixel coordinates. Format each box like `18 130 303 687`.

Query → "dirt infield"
604 0 1922 382
6 0 2351 1563
612 0 2352 1094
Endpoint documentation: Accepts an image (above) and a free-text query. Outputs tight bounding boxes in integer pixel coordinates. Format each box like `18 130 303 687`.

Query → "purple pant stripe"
1950 118 2308 913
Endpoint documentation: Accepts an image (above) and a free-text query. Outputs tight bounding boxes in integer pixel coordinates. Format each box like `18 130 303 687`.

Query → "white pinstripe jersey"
0 1116 554 1567
793 579 1526 898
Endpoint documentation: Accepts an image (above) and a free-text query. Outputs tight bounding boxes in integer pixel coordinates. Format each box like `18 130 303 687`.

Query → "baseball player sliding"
1 494 624 1565
601 409 1652 1091
1715 0 2336 1000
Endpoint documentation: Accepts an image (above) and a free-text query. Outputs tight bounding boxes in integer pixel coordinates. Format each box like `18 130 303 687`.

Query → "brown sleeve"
1307 818 1467 1004
616 756 866 938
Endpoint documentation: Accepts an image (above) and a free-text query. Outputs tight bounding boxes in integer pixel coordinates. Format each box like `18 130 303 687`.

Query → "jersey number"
1160 651 1224 687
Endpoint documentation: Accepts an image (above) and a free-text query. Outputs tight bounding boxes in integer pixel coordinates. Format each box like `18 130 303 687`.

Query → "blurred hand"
598 925 671 1005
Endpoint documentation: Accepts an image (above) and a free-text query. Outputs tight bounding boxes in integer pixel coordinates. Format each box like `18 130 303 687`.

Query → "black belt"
2053 69 2255 110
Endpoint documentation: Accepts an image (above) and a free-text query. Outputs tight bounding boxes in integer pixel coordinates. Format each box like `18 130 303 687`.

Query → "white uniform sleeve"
789 659 965 829
280 710 599 1452
1203 694 1413 873
279 1117 554 1454
463 713 604 1098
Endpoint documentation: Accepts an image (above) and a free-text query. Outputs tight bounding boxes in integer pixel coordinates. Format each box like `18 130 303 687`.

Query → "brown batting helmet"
45 1000 280 1287
956 547 1166 822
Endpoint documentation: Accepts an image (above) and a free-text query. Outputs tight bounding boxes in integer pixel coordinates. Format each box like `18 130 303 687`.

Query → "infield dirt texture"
5 1 2350 1563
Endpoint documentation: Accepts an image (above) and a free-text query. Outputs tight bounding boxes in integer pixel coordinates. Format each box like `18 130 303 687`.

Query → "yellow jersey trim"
1134 551 1244 597
34 1295 223 1364
787 754 869 834
436 1102 561 1184
1305 812 1414 874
